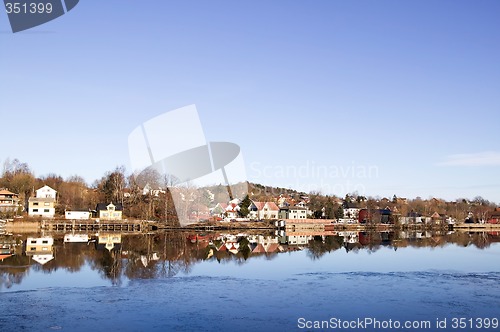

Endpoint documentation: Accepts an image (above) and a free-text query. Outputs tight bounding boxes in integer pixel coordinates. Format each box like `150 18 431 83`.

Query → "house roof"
96 203 124 211
0 189 17 196
252 202 265 210
252 243 266 253
289 206 307 211
36 185 56 193
343 202 360 209
226 203 240 212
28 197 55 203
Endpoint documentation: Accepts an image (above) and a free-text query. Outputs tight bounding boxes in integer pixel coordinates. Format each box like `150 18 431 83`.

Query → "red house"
487 208 500 224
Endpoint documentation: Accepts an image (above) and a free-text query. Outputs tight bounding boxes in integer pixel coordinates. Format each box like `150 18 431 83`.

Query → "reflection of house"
65 210 91 220
97 233 122 251
64 233 89 243
279 206 308 219
399 216 432 224
247 235 280 253
0 189 22 213
248 201 279 220
28 185 57 218
96 203 123 220
25 237 54 265
286 235 311 245
339 231 359 244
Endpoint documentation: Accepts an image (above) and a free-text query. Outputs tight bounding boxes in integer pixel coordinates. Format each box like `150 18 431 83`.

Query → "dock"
452 223 500 232
42 220 146 232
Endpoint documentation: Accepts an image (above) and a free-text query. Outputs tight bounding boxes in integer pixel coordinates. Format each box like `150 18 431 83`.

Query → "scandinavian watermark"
249 160 379 195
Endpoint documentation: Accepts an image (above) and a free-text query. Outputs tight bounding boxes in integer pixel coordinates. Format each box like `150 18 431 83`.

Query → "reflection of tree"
89 248 123 286
0 253 30 290
1 230 497 289
307 236 343 260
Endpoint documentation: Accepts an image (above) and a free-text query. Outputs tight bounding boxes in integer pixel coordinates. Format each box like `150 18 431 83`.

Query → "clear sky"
1 0 499 203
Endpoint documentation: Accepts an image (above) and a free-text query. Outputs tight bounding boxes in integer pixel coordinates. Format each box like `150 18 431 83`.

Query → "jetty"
42 220 146 233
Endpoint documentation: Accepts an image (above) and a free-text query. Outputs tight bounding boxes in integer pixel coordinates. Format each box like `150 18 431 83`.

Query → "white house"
279 206 308 219
28 185 57 218
65 210 91 220
248 201 280 220
287 235 312 245
36 185 57 199
342 202 361 220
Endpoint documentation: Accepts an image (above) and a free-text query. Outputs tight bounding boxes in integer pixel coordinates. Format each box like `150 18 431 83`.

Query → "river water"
1 230 499 331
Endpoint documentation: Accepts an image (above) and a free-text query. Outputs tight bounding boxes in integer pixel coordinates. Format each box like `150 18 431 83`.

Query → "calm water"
1 230 500 331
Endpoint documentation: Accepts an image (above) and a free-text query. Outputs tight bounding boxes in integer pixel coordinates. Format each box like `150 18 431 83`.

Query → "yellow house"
28 185 57 218
96 202 123 221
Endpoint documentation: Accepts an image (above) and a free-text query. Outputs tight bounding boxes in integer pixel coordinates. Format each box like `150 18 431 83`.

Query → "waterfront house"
342 202 361 220
65 210 91 220
279 205 308 219
359 208 392 224
487 208 500 224
25 237 54 265
28 185 57 218
96 202 123 221
248 201 279 220
0 189 22 213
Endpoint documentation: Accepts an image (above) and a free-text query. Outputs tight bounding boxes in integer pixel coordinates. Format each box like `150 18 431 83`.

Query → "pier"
42 220 146 232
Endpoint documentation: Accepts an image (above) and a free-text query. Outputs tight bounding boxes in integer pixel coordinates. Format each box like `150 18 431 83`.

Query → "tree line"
1 158 497 222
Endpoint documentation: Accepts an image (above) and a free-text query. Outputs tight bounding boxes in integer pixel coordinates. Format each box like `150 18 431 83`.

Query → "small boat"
64 234 89 243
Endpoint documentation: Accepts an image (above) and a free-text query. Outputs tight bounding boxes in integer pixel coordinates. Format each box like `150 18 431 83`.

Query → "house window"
33 202 39 206
44 202 50 206
44 209 50 213
30 247 36 251
30 240 36 244
33 209 39 212
42 240 48 244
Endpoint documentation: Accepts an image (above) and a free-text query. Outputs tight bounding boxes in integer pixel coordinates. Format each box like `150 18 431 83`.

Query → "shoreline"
3 219 499 234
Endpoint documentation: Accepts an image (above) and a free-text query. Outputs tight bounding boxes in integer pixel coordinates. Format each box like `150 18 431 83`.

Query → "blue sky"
1 1 499 202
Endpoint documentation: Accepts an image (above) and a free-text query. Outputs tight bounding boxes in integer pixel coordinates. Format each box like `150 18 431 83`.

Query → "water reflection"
0 230 499 290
